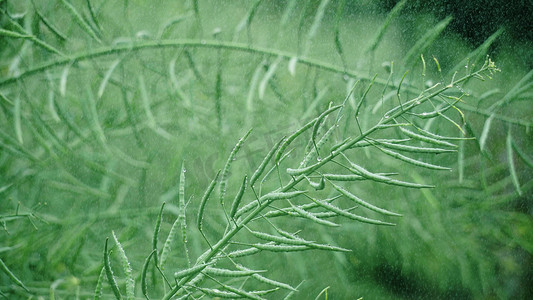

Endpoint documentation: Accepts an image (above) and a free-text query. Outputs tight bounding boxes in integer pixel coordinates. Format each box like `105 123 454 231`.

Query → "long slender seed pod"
396 70 409 109
366 0 408 53
59 0 102 43
0 258 29 292
233 264 298 291
152 203 165 266
197 170 221 231
512 140 533 169
112 231 134 300
253 273 298 291
305 176 325 190
177 163 189 265
249 243 309 252
141 250 156 300
331 183 401 216
199 283 276 299
348 163 434 188
376 146 452 171
403 16 452 67
220 129 253 205
233 0 262 39
263 195 341 218
303 120 336 167
226 247 263 258
234 200 260 219
98 59 121 99
259 56 282 100
307 243 351 252
14 97 22 145
302 0 331 57
355 74 377 118
355 140 455 154
261 190 306 201
283 281 305 300
479 114 494 151
85 0 103 33
307 196 395 226
204 267 264 277
399 127 457 148
0 28 64 55
230 175 248 219
275 105 342 163
195 287 239 299
286 165 316 176
311 104 342 154
33 6 67 41
414 125 475 141
506 131 522 195
174 263 211 279
267 208 337 220
290 204 340 227
262 149 294 186
103 238 122 300
324 174 365 181
248 229 314 245
93 266 105 300
250 137 285 187
330 137 351 153
160 217 181 268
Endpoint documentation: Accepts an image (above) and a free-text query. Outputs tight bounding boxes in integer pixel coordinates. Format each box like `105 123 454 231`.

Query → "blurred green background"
0 0 532 299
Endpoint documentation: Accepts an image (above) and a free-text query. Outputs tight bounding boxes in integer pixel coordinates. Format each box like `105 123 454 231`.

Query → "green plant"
0 0 531 299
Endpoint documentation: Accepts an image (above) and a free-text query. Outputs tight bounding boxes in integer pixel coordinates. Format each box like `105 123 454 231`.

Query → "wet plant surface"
0 1 532 299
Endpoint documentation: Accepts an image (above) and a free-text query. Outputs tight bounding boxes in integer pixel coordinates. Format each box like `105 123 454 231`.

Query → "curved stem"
1 39 394 88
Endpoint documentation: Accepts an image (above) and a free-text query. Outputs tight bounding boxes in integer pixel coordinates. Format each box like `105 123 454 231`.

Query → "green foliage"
0 1 531 299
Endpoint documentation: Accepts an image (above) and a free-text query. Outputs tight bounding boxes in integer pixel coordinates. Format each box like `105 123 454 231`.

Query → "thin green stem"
0 39 396 88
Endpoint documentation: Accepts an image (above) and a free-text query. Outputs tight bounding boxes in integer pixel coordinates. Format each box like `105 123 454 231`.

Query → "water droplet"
317 157 322 162
201 40 206 45
343 75 349 81
384 115 389 119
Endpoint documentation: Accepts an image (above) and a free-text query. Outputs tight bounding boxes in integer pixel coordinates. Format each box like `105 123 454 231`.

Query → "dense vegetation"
1 0 531 299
